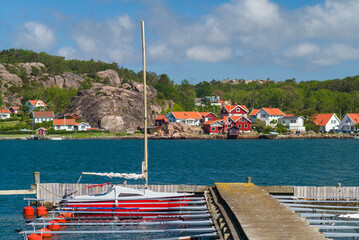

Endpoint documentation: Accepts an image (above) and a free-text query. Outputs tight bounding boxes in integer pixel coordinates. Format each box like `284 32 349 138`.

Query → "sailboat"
61 21 195 217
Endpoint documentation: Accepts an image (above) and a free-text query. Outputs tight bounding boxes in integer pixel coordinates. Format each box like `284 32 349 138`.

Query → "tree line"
1 49 359 118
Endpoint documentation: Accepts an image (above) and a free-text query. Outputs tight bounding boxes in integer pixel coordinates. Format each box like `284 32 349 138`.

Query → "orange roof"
310 113 335 126
171 111 202 119
199 112 210 116
53 119 76 126
249 109 260 116
28 100 46 106
203 120 219 125
224 115 251 123
33 111 54 118
262 108 285 116
223 105 248 113
155 115 166 120
75 122 89 126
87 127 99 130
64 113 77 117
0 109 10 113
348 113 359 124
10 106 20 110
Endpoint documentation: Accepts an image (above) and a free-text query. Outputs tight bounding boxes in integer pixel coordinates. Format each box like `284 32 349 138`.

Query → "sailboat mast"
141 20 148 189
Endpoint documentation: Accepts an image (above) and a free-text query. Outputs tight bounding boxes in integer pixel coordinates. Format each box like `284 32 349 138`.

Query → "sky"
1 0 359 84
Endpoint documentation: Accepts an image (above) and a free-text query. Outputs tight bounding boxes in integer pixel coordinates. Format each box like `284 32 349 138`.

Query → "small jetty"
6 172 359 239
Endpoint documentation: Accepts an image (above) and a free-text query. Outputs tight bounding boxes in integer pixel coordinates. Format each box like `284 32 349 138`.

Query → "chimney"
269 106 272 109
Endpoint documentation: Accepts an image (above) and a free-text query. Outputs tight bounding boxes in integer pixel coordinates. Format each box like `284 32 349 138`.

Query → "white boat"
47 136 64 140
62 21 194 216
338 213 359 219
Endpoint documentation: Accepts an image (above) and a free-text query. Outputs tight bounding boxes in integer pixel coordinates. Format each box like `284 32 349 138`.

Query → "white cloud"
67 15 137 63
15 21 55 51
284 43 321 58
57 47 78 59
186 46 232 63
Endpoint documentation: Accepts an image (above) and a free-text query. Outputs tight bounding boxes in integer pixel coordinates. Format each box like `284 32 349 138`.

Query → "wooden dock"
215 183 327 240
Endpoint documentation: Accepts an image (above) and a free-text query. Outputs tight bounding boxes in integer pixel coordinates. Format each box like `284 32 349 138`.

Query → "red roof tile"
262 108 285 116
53 119 76 126
310 113 335 126
0 109 10 114
249 109 260 116
171 111 202 119
28 100 46 106
155 115 166 120
33 111 54 118
223 105 248 113
348 113 359 124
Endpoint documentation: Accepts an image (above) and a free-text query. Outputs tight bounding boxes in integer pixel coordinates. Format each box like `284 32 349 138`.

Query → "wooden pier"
214 183 327 240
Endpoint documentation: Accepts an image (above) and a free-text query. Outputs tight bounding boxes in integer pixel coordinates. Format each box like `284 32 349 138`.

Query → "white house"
165 111 202 125
53 119 76 131
26 100 46 112
75 122 91 131
338 113 359 132
278 115 305 130
252 107 285 125
0 108 10 119
311 113 341 132
32 111 55 124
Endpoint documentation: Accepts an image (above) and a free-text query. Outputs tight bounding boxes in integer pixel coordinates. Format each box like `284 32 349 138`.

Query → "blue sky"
1 0 359 84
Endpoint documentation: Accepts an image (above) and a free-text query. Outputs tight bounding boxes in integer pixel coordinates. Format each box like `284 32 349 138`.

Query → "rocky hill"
0 62 172 132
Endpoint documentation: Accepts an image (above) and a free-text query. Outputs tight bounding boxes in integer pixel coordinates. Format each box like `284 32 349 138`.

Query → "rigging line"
38 184 64 198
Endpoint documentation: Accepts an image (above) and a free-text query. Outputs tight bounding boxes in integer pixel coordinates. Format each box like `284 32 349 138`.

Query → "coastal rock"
163 122 202 137
0 64 23 87
96 69 122 87
45 72 83 89
18 62 45 74
67 84 172 132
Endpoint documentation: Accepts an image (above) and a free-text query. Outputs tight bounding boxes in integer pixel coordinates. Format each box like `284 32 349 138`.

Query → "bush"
276 123 288 133
263 126 275 134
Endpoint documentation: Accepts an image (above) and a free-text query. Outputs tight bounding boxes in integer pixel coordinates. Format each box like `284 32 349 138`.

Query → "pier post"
33 172 40 185
247 177 251 183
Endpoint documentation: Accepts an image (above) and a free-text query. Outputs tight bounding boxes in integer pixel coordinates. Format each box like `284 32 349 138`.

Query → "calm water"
1 139 358 239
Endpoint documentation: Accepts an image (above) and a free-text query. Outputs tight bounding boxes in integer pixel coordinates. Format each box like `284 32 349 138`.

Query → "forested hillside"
1 49 359 118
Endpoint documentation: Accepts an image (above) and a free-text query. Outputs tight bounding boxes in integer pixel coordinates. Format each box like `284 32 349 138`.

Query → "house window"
211 127 216 131
81 126 85 130
236 108 240 112
261 114 266 118
208 117 212 120
68 126 72 130
290 119 296 123
242 118 245 122
244 124 248 128
331 120 336 124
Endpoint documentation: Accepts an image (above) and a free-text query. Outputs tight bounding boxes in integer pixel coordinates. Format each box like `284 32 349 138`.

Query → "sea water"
1 139 358 239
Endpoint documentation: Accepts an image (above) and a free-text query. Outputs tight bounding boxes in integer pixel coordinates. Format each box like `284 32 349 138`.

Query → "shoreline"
0 133 354 140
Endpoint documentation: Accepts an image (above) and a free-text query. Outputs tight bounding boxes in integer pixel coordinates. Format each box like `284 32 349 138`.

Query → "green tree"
196 81 213 97
276 123 288 133
0 90 3 106
252 119 266 133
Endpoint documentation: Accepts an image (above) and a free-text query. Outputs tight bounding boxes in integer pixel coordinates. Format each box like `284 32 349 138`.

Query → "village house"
0 108 10 119
64 113 78 121
8 106 20 114
278 115 305 131
37 127 47 136
195 96 221 106
223 116 252 133
203 120 223 134
165 111 202 126
32 111 55 124
310 113 341 132
154 115 168 130
200 112 217 123
75 122 91 131
251 107 285 125
338 113 359 132
26 100 47 112
219 104 248 119
53 119 76 131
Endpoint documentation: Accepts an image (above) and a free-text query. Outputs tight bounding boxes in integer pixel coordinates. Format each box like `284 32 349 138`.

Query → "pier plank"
215 183 326 240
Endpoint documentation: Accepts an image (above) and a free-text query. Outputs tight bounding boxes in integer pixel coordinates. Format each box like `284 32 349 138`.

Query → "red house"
64 113 78 121
154 115 169 130
223 116 251 133
220 105 248 119
203 120 223 134
37 128 47 136
200 112 217 123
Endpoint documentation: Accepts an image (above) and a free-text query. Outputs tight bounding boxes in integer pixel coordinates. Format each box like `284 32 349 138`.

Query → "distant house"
220 105 248 119
154 115 168 130
223 116 252 133
75 122 91 131
338 113 359 132
64 113 78 121
310 113 341 132
26 100 46 112
32 111 55 124
251 107 285 125
0 108 10 119
199 112 217 123
37 128 47 136
203 120 223 134
165 111 202 126
249 109 260 122
278 115 305 131
53 119 76 131
195 96 221 106
9 106 20 114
